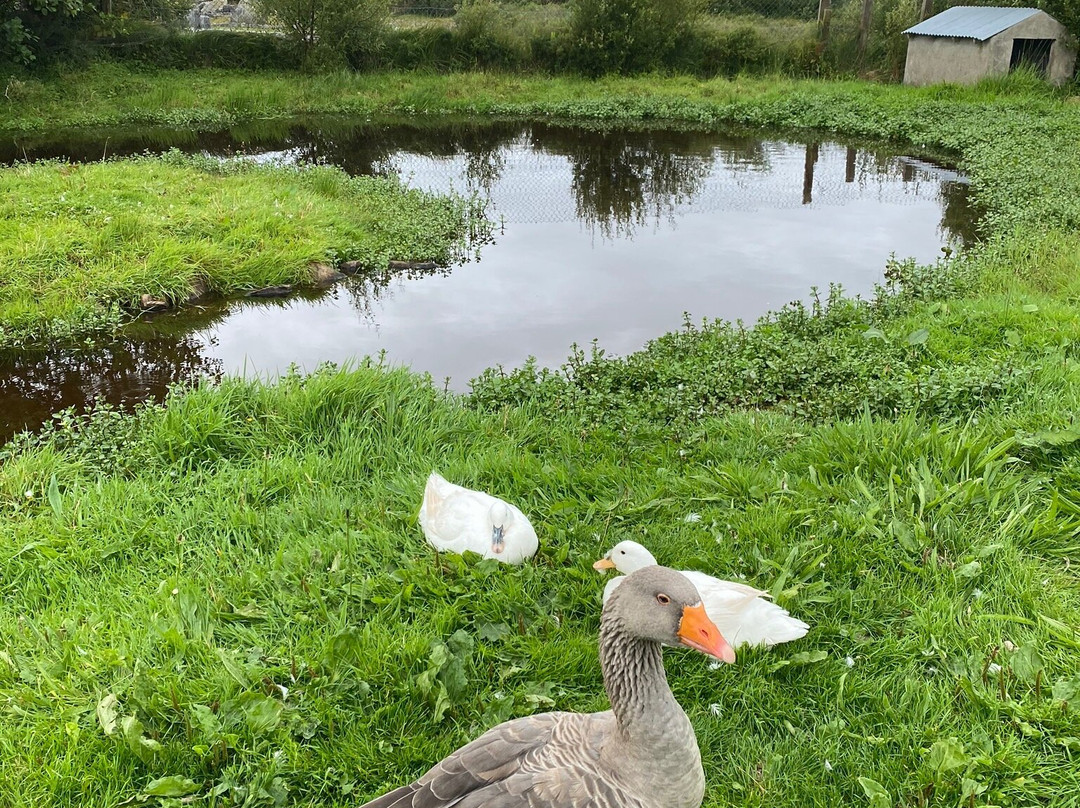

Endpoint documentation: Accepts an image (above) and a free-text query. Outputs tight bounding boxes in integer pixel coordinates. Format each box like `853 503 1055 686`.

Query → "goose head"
608 565 735 663
593 540 658 575
488 501 512 555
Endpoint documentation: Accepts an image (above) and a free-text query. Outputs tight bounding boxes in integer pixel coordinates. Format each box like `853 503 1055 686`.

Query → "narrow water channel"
1 120 977 441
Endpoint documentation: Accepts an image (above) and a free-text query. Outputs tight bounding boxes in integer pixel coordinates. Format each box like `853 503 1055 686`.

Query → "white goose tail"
729 598 810 648
419 471 452 529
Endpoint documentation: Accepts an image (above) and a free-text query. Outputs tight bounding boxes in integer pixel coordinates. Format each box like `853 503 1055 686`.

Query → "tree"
2 0 187 67
252 0 390 68
2 0 93 66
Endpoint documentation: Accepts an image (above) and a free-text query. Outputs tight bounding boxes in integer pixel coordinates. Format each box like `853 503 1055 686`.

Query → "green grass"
2 363 1080 807
0 152 484 346
3 69 1080 807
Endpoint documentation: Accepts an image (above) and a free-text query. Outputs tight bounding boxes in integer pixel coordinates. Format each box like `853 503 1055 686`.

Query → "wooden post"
845 147 856 183
857 0 874 66
817 0 832 53
802 142 819 205
920 0 934 21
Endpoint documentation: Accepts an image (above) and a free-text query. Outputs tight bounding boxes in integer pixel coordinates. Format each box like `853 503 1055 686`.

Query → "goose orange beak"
593 558 616 571
678 603 736 663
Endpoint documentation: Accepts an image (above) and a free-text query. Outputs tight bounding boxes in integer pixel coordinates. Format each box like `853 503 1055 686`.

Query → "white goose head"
592 540 658 575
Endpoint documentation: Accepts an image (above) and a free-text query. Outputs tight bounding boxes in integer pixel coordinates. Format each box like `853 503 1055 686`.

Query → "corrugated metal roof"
903 6 1041 40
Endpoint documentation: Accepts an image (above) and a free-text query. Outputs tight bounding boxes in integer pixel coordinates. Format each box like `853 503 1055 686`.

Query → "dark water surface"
1 120 976 441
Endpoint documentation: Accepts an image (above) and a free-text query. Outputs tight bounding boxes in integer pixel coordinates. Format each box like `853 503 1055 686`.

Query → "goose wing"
681 571 808 648
360 711 642 808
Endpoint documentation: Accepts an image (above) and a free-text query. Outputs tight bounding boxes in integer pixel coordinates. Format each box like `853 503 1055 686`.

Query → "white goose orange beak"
678 603 736 664
593 558 616 571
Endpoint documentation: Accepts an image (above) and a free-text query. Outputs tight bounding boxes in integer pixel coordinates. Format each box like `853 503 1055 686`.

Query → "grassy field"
0 153 483 347
2 69 1080 807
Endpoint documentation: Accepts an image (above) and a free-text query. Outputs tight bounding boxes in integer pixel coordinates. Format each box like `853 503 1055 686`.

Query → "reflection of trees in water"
342 264 454 323
530 126 718 239
714 135 772 172
938 181 981 246
5 119 980 245
0 334 223 442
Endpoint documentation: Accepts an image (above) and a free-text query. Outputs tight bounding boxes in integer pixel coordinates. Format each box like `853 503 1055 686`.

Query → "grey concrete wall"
904 37 993 85
904 10 1077 87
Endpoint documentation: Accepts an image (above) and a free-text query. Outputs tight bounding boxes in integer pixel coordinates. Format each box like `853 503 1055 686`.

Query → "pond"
0 119 977 442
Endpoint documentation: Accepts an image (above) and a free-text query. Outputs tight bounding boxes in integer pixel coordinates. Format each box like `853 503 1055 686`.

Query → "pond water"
1 120 976 442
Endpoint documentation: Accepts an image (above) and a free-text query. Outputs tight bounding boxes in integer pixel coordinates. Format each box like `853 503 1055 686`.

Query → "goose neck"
599 613 680 736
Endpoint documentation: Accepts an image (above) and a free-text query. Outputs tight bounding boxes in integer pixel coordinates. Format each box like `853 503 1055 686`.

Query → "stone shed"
903 6 1077 86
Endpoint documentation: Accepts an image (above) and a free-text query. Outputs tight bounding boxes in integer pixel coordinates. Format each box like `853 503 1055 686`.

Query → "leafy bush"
453 0 531 67
114 30 302 70
384 24 458 68
394 0 457 14
252 0 390 68
675 23 771 75
2 0 96 67
568 0 706 74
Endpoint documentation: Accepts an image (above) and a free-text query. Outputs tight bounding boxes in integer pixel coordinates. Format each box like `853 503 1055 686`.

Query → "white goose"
418 472 539 564
594 540 809 648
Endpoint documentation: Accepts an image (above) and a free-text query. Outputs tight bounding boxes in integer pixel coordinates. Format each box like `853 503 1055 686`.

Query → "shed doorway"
1010 38 1053 76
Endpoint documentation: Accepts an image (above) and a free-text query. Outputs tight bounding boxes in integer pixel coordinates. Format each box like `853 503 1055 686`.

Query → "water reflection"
0 334 223 439
4 120 979 244
2 120 979 442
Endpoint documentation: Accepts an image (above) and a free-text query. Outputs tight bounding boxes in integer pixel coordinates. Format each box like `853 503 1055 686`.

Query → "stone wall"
186 0 268 30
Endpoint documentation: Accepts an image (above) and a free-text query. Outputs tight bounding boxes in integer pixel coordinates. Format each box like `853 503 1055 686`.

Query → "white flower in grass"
845 656 855 668
708 703 722 717
824 760 833 772
24 490 33 499
708 660 725 671
684 513 702 523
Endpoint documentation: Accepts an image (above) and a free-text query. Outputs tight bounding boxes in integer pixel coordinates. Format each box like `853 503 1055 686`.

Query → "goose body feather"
418 472 538 564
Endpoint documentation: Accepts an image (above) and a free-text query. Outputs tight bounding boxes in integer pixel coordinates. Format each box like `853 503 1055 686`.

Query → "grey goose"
360 564 735 808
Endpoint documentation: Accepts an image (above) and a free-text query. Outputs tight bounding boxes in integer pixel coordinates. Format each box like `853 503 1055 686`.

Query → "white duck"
418 472 539 564
593 540 809 648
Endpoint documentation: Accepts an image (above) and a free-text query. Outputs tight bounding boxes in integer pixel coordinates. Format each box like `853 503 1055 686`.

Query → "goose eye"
656 593 671 605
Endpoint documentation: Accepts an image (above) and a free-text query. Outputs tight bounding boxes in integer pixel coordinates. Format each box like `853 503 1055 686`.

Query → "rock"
389 260 438 271
186 0 264 29
338 260 364 275
309 261 346 286
139 294 171 312
183 276 210 305
246 285 294 298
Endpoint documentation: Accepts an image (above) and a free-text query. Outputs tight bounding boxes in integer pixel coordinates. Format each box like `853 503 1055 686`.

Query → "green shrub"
453 0 530 67
394 0 458 15
568 0 706 75
675 23 771 75
384 25 458 69
114 30 302 70
253 0 390 68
